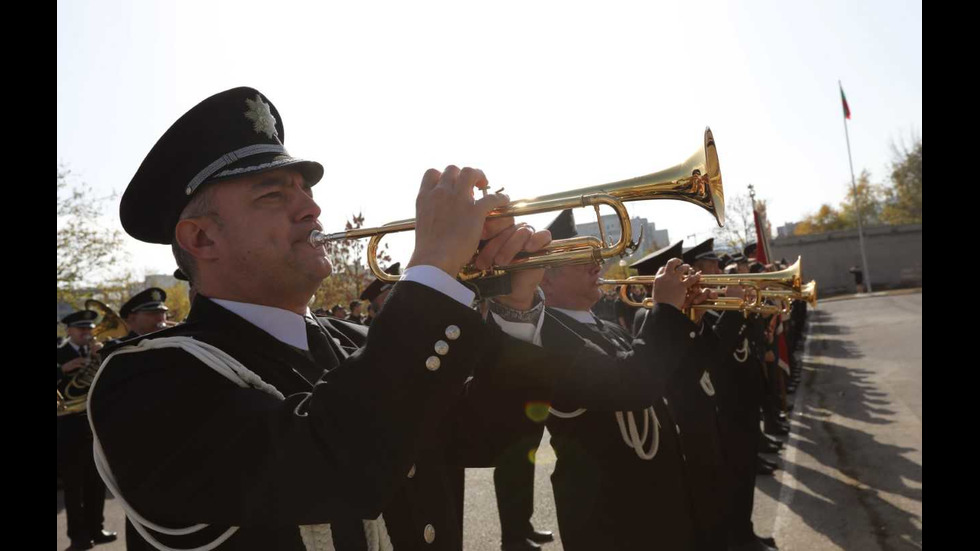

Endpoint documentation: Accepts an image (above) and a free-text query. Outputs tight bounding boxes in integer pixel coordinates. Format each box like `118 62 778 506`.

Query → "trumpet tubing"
599 256 805 317
311 128 724 283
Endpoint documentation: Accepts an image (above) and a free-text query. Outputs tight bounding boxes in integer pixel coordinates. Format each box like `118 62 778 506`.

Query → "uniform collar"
209 298 312 351
551 307 598 326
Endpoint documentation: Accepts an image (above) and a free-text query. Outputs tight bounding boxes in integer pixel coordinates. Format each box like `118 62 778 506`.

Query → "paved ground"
58 291 922 550
749 291 923 550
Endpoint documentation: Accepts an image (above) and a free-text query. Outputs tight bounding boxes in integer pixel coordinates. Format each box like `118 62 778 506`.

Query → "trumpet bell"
526 127 724 227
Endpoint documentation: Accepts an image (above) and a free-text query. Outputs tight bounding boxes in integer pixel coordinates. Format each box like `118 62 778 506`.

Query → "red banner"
752 201 771 264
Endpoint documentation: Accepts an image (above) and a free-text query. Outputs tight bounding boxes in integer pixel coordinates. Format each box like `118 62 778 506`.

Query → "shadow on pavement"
803 324 851 336
756 462 922 550
756 305 922 550
806 337 864 359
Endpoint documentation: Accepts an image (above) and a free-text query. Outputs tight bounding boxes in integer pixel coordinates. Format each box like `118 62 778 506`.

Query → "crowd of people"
58 87 811 551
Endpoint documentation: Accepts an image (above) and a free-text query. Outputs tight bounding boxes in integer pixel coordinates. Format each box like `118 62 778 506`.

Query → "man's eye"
260 192 283 200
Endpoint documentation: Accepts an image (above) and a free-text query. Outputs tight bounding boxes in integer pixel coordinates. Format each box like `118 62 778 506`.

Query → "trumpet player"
679 239 779 551
485 211 728 550
57 310 117 549
89 87 709 551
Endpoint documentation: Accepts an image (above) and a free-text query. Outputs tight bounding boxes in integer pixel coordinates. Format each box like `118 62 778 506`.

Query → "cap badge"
244 94 278 139
151 290 163 302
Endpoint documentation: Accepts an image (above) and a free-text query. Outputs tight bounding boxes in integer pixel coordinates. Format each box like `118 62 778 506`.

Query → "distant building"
575 214 669 263
145 273 180 290
777 222 798 238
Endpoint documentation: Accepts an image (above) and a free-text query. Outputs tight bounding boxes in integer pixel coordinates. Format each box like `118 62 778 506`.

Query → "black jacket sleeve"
468 303 701 414
89 282 494 527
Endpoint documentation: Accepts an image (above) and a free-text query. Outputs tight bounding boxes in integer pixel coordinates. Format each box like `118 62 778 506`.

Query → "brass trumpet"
310 128 725 283
600 257 803 317
763 279 818 309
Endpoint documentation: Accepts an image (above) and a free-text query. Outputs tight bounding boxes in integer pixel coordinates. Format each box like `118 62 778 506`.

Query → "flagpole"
840 80 873 293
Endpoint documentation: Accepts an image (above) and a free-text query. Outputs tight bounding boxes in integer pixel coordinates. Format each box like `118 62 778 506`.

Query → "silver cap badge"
244 94 279 139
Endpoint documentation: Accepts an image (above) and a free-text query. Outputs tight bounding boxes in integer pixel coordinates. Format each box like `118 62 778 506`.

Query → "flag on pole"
840 83 851 120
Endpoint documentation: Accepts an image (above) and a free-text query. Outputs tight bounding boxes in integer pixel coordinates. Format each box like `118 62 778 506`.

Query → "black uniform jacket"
90 282 698 550
57 340 84 395
58 341 92 443
675 310 746 550
536 307 703 551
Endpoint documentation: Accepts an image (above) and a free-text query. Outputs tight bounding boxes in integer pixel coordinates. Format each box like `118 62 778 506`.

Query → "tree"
840 169 885 228
880 135 922 225
163 282 192 322
793 203 848 235
57 164 128 305
712 191 756 251
87 270 142 314
311 212 392 312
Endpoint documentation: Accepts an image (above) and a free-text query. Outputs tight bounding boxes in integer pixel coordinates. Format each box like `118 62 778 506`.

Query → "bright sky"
57 0 921 280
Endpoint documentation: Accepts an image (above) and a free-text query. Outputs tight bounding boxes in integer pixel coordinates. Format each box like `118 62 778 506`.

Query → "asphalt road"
58 291 922 550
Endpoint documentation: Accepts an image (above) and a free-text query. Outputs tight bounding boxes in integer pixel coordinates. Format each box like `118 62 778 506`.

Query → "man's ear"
175 218 219 262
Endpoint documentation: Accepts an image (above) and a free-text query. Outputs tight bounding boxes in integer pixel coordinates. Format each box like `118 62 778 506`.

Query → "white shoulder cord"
733 337 750 363
543 313 661 460
86 336 388 551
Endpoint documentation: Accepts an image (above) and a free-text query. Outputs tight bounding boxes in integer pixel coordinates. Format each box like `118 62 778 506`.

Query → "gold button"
445 325 461 340
425 356 441 371
423 524 435 544
689 331 696 339
407 464 416 479
663 397 669 406
434 340 449 355
675 424 681 435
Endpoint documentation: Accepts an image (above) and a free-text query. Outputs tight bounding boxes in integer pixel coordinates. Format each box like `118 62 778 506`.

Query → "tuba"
310 128 725 284
57 300 130 416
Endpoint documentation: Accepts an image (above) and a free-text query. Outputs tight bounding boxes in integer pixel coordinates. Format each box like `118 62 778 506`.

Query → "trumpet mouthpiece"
309 230 327 247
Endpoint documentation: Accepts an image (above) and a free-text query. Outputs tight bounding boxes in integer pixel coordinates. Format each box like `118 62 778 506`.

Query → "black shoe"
69 541 94 551
764 423 789 436
729 537 777 550
758 535 778 549
527 530 554 544
502 539 542 551
759 456 779 470
756 461 775 476
759 440 783 454
92 530 118 544
759 433 784 450
762 433 783 445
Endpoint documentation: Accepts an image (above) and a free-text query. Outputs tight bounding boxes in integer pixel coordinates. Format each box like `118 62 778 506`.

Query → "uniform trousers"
493 425 545 542
57 414 106 543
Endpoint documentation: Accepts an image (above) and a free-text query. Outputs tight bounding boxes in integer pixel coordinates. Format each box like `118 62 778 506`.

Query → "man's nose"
293 182 322 222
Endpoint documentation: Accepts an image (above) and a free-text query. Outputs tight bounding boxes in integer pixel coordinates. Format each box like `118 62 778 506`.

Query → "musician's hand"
408 166 510 277
479 220 552 310
685 287 717 324
62 357 86 374
764 350 776 362
654 258 700 311
91 341 104 354
726 285 745 300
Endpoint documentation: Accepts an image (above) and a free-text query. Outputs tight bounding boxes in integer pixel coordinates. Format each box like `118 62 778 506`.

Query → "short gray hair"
171 184 220 285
